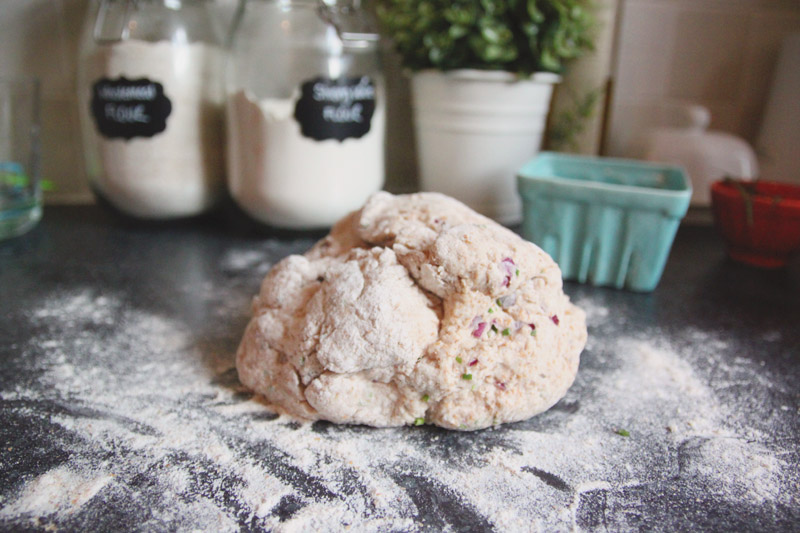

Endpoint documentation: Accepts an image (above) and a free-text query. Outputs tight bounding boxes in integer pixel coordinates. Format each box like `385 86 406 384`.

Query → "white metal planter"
411 69 559 224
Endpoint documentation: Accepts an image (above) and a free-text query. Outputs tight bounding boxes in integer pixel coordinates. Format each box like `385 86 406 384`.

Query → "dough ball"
237 192 587 430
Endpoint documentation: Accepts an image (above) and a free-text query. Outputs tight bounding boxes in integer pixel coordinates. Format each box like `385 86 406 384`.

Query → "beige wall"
1 0 797 204
606 0 800 158
1 0 90 202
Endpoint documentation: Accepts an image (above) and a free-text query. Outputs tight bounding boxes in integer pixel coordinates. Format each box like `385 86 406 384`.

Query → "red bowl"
711 179 800 268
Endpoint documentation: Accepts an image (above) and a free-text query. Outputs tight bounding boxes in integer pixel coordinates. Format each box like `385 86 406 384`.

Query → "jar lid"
317 0 379 47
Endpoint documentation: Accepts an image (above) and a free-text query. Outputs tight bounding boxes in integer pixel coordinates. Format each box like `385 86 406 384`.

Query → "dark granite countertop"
0 205 798 532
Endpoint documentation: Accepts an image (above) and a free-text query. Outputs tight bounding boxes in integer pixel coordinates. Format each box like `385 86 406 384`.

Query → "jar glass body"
226 0 385 229
77 0 225 219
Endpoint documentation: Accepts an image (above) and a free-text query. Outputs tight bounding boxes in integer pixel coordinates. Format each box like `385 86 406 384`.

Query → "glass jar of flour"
77 0 225 219
227 0 385 229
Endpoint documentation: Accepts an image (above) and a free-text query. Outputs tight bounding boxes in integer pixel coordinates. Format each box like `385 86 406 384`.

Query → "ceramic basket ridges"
517 153 692 292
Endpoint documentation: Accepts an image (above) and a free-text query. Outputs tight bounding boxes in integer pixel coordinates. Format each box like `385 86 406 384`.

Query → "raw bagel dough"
237 192 587 430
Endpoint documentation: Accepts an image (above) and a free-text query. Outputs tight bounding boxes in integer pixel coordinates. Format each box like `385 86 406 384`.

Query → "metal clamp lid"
316 0 379 48
93 0 135 43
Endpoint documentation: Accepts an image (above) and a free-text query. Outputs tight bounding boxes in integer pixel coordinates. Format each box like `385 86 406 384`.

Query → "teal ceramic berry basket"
517 152 692 292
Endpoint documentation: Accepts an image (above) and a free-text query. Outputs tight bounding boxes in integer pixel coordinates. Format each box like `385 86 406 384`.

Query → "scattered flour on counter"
219 249 275 274
0 466 113 518
0 287 795 531
571 295 610 323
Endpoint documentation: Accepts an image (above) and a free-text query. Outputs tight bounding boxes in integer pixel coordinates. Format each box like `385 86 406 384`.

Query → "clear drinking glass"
0 77 41 241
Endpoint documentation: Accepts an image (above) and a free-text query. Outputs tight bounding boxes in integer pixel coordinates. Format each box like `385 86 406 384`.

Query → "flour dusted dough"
236 192 587 430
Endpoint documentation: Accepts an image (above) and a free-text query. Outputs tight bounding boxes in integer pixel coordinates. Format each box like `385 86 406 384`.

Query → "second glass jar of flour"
227 0 385 229
77 0 225 219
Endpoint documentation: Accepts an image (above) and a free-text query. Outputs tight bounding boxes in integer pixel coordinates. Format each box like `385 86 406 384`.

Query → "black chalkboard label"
90 77 172 140
294 76 376 142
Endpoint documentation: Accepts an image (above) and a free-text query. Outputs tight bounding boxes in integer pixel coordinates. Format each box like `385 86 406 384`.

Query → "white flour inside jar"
79 40 225 218
226 89 385 229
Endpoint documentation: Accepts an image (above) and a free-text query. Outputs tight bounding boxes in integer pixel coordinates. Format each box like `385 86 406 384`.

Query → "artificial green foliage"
547 84 605 150
377 0 594 75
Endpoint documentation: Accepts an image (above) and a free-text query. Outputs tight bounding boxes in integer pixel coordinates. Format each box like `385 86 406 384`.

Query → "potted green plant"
377 0 594 223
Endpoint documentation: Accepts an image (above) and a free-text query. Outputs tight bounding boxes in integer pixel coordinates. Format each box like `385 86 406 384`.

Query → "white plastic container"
644 128 758 206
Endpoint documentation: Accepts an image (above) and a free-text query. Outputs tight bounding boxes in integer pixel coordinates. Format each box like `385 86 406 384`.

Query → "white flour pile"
226 90 385 228
0 254 796 531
